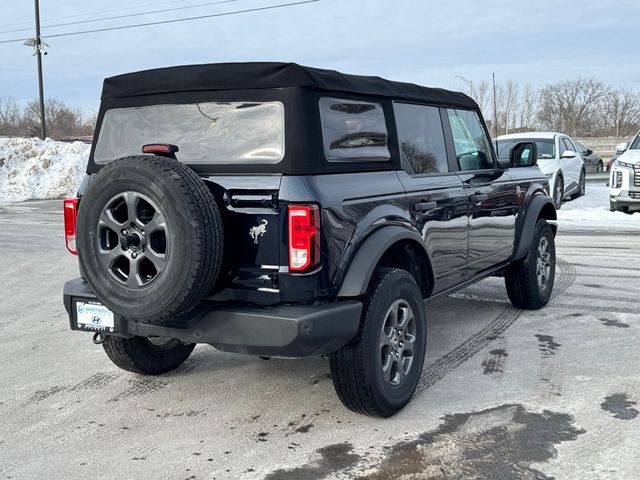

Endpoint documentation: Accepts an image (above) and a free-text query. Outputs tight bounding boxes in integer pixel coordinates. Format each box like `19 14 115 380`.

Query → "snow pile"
558 182 639 231
0 137 90 203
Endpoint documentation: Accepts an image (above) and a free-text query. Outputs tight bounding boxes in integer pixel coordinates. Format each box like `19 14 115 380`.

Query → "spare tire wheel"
76 155 223 324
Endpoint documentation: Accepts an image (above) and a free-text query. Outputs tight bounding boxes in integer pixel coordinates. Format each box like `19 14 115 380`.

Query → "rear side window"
447 109 494 171
394 103 448 175
319 97 390 162
94 102 284 165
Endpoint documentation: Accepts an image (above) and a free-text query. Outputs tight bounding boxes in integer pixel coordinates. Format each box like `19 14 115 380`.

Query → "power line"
0 0 320 45
0 0 195 30
0 0 239 35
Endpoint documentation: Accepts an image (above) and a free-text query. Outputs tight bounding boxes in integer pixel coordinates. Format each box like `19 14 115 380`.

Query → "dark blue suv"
63 63 557 416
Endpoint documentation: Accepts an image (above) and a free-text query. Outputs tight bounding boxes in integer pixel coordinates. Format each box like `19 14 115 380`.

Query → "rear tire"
596 161 603 172
571 170 586 199
102 335 195 375
553 176 564 209
330 268 426 417
505 220 556 309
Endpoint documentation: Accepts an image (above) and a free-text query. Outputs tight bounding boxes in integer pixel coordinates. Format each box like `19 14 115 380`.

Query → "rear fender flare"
337 226 434 298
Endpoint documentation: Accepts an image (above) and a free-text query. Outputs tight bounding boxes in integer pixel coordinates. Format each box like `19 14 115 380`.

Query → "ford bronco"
63 62 557 417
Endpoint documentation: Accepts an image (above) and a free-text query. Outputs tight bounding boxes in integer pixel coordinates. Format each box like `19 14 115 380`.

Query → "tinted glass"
630 134 640 150
447 109 494 171
574 140 587 154
496 138 555 160
94 102 284 165
319 97 390 162
562 138 575 153
394 103 448 174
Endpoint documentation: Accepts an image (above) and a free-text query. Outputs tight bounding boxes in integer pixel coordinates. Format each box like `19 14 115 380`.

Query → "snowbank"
0 137 90 203
557 182 639 231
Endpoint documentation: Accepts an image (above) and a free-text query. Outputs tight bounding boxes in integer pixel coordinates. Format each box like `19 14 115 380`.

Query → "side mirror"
560 150 577 159
585 148 593 155
509 141 537 168
497 158 510 169
615 142 628 154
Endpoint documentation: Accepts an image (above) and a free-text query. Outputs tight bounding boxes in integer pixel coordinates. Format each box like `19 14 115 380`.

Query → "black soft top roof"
101 62 477 109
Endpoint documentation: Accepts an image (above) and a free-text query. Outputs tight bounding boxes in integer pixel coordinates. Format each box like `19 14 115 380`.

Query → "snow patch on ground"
0 137 90 203
557 183 639 231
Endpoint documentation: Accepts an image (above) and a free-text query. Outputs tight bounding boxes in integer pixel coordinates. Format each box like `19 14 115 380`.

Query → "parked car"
495 132 586 209
63 62 558 417
605 141 630 172
574 140 603 172
609 130 640 212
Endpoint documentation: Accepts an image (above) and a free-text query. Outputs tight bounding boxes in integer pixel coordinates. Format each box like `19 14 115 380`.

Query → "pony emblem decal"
249 219 268 244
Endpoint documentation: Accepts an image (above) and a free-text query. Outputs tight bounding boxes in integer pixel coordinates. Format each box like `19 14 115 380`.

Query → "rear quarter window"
319 97 390 162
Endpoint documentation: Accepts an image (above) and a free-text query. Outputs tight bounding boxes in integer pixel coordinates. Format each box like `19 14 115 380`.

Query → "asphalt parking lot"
1 197 639 480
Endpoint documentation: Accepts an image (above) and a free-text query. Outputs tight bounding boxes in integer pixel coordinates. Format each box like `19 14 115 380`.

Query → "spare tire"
76 155 223 324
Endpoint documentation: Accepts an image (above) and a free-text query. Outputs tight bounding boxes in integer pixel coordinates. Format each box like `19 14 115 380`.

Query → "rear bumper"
63 278 361 358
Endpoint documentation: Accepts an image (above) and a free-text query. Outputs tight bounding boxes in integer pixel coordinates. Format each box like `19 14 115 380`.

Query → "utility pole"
492 72 497 138
34 0 46 140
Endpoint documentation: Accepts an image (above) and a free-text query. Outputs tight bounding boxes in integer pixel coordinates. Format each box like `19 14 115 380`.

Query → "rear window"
319 97 390 162
93 102 284 165
496 138 555 160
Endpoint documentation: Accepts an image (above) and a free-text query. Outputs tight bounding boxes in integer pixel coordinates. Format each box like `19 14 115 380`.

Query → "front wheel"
505 219 556 309
102 335 195 375
330 268 427 417
596 161 603 173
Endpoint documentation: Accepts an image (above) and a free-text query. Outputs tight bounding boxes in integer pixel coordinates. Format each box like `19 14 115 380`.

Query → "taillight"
64 197 79 255
288 204 320 272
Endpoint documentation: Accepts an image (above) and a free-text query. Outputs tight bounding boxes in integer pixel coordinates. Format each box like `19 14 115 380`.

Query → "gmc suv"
63 62 558 417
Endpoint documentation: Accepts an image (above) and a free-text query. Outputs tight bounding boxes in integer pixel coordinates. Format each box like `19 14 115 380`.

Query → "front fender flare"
513 194 557 261
337 225 433 298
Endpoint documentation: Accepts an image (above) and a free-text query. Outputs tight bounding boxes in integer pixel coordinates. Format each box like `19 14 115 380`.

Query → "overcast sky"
1 0 639 114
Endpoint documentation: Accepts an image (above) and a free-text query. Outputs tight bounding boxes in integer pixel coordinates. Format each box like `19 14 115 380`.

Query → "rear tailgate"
204 175 282 297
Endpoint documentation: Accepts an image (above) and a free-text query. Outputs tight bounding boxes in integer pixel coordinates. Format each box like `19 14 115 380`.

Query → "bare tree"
538 78 609 136
21 98 89 138
0 96 22 136
516 84 538 131
602 88 640 137
473 81 491 116
501 80 520 134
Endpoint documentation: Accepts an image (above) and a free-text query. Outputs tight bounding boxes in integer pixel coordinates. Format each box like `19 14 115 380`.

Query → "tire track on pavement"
416 258 576 394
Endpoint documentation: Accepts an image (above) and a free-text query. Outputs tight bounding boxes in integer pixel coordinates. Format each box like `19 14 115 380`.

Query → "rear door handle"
414 201 438 212
469 193 488 202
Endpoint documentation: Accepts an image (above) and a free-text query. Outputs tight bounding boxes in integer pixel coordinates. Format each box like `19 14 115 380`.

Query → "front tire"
330 268 426 417
102 335 195 375
505 220 556 309
596 161 603 172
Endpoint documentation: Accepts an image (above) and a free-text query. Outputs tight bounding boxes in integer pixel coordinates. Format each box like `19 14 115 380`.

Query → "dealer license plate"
76 301 114 331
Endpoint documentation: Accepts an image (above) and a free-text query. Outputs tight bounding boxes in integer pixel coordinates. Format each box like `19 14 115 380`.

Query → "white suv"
496 132 586 209
609 130 640 213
